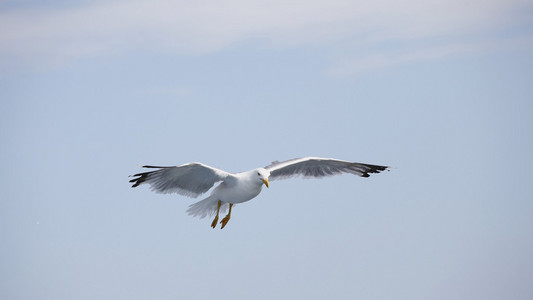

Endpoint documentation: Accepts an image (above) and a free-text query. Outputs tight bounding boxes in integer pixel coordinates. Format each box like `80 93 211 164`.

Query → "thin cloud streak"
1 0 532 70
328 35 533 76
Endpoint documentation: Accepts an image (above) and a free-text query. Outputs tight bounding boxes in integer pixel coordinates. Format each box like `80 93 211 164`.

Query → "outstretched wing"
265 157 389 180
129 162 231 198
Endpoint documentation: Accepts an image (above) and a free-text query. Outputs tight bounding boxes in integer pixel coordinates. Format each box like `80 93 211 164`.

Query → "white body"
186 168 270 218
212 170 266 204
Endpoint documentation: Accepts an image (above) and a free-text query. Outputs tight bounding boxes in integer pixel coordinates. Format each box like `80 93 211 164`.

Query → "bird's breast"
213 180 263 204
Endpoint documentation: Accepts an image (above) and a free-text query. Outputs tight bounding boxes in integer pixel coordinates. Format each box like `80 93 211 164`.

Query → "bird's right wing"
129 162 232 198
265 157 389 180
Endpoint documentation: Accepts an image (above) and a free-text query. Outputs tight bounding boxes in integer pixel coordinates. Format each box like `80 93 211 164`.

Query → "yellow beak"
262 178 270 188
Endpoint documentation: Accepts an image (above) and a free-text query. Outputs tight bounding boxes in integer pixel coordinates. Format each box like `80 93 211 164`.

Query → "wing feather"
129 162 231 198
265 157 389 180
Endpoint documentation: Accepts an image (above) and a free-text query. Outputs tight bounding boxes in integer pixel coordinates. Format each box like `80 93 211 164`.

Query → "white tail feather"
186 196 229 219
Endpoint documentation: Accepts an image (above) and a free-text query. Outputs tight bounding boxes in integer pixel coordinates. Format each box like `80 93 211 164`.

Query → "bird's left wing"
265 157 389 180
129 162 231 198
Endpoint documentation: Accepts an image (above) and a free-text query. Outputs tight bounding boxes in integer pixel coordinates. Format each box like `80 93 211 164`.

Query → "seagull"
129 157 389 229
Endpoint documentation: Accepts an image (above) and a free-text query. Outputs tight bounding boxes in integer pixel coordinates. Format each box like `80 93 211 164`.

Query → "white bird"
129 157 389 229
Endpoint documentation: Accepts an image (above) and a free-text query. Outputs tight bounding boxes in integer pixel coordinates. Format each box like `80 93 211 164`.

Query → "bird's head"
255 168 270 188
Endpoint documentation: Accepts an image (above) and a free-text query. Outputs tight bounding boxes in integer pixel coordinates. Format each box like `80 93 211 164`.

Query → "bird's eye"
257 172 261 176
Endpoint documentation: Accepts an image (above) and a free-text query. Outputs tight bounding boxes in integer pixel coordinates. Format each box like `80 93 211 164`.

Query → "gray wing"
265 157 389 180
129 162 231 198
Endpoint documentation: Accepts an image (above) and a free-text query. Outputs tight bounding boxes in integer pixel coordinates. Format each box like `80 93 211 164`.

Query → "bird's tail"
186 196 229 219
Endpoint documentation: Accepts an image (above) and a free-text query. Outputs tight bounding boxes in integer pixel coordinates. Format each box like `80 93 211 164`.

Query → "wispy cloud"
1 0 532 71
327 34 533 76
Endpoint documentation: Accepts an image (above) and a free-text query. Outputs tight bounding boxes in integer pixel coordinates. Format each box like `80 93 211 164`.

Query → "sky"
1 0 533 299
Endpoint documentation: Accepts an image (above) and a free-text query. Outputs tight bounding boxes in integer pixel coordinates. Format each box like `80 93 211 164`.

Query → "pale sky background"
1 0 533 299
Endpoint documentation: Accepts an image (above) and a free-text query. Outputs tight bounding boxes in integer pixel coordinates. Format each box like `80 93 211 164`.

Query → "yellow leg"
211 200 221 228
220 203 233 229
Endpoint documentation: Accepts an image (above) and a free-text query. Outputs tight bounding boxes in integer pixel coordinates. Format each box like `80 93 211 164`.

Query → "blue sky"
1 1 533 299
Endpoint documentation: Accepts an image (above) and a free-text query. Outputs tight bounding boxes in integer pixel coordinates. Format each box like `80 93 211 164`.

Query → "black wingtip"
140 165 173 169
129 172 150 188
129 166 167 188
359 163 390 178
129 176 143 188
